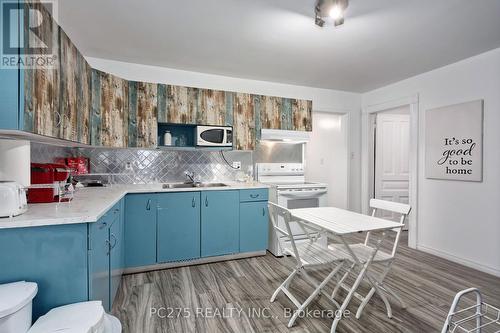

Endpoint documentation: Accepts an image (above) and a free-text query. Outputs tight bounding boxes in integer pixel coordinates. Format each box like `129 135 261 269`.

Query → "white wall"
305 112 349 209
87 57 363 211
362 48 500 276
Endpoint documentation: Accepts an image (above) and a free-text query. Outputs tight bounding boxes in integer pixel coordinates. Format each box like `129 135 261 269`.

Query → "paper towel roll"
0 139 31 186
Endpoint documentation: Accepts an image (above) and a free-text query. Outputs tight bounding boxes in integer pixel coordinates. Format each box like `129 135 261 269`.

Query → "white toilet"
0 281 122 333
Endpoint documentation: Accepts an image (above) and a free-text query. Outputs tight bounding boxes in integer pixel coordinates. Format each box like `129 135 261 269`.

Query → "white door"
374 112 410 222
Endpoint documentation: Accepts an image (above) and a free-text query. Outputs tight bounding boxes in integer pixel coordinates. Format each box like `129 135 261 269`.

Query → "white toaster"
0 181 28 218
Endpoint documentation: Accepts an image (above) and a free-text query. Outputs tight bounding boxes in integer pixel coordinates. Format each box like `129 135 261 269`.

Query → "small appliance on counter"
28 163 71 203
0 181 28 218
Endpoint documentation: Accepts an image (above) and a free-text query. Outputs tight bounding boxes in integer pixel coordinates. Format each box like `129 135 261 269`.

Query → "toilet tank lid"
0 281 38 318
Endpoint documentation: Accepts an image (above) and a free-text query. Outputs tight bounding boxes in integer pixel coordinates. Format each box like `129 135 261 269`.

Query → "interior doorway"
305 111 349 209
372 107 410 223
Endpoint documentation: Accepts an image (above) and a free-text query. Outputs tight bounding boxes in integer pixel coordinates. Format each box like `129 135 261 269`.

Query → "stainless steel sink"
195 182 228 188
162 182 228 189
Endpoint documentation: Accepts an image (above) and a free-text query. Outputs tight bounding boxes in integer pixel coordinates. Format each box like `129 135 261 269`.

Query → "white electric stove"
256 163 328 256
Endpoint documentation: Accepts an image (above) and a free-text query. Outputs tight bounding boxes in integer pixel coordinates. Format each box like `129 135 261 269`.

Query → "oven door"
277 188 327 236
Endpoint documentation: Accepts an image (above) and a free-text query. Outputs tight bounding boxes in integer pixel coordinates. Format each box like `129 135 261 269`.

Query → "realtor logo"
1 0 57 69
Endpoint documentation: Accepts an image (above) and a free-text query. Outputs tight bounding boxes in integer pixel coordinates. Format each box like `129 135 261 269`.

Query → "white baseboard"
417 244 500 278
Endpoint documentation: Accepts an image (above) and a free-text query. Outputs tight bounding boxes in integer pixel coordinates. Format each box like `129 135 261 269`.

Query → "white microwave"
196 125 233 147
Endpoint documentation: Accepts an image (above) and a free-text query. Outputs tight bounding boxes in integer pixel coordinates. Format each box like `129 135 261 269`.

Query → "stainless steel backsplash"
31 143 253 184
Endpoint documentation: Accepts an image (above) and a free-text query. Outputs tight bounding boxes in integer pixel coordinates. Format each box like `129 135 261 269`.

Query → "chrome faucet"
184 171 195 184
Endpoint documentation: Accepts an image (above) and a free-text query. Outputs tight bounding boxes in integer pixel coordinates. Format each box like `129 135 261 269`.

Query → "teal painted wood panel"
201 190 239 257
88 214 111 311
281 98 293 130
90 69 102 145
157 192 201 262
0 67 19 129
109 200 124 307
254 95 261 141
0 223 88 320
225 92 234 127
124 194 157 268
128 81 138 147
157 83 167 123
240 201 269 253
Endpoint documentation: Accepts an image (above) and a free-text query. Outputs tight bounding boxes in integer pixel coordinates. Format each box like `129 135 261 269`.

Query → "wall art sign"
425 100 483 181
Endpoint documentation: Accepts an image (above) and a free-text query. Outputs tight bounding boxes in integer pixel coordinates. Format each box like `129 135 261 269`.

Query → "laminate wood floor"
112 233 500 333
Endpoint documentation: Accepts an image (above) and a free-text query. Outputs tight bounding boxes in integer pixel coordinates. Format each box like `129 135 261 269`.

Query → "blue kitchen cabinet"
88 199 124 311
240 201 269 253
201 190 240 257
109 200 124 308
157 192 201 262
88 213 112 311
124 194 157 268
0 0 23 130
0 223 88 319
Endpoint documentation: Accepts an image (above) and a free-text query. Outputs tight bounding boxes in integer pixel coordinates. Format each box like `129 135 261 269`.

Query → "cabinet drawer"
240 189 268 202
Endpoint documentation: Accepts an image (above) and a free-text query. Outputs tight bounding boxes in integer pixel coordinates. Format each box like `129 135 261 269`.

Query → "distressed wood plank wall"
99 72 129 147
233 93 255 150
292 99 312 131
75 54 91 144
198 89 227 125
133 82 158 148
24 1 59 138
90 70 102 145
59 30 78 141
21 0 312 150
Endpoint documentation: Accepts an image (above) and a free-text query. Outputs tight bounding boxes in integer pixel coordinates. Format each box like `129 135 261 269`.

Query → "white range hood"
260 129 310 143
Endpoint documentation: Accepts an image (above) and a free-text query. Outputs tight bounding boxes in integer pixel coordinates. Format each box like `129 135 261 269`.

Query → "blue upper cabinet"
124 194 157 268
0 223 88 319
201 190 240 257
157 192 201 262
0 0 22 130
88 213 111 311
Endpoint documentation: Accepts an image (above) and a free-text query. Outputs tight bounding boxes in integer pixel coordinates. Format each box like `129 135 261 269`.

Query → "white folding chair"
268 202 348 328
329 198 411 319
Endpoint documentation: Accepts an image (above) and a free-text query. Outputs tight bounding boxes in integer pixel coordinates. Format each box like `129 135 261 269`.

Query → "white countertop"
0 182 269 229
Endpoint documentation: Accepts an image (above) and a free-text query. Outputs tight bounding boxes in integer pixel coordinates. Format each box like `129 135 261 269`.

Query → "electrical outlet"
232 161 241 169
125 162 133 170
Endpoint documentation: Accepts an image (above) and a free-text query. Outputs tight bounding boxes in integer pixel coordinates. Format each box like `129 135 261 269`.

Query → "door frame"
361 94 419 248
310 108 351 210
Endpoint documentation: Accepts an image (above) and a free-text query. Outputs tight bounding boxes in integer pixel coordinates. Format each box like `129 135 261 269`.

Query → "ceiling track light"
315 0 349 28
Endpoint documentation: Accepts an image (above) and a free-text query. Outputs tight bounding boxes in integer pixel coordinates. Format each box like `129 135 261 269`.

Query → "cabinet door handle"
192 197 196 208
55 111 62 127
205 196 208 207
262 207 266 216
250 194 260 199
110 233 117 250
146 199 151 210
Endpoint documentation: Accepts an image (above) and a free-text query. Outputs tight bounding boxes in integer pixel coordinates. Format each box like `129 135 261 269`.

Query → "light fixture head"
315 0 349 27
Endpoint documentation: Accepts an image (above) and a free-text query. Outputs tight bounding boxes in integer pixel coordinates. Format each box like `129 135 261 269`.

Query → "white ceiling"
57 0 500 92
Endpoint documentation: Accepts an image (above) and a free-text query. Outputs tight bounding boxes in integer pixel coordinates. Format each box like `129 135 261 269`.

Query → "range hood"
260 129 310 143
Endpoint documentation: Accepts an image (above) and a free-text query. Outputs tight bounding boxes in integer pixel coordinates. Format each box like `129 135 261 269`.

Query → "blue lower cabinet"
201 190 239 257
0 224 88 319
240 201 269 253
88 213 111 311
124 194 157 268
109 201 124 308
157 192 201 262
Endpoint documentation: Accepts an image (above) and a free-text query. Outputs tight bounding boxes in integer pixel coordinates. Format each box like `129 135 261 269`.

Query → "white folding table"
290 207 404 333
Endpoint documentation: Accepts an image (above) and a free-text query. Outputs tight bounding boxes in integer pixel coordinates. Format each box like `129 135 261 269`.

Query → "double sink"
162 182 229 189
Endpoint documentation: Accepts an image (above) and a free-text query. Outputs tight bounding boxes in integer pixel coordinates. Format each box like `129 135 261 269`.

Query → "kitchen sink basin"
162 182 228 189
